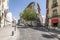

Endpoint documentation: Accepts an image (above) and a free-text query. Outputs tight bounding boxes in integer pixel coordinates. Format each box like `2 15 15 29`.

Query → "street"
0 25 59 40
0 0 60 40
16 26 58 40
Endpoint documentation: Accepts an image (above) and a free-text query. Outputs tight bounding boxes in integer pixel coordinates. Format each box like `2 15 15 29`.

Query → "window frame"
53 9 57 17
52 0 58 8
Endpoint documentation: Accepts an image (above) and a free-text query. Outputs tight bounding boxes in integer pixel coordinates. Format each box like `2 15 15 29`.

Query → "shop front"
51 18 58 27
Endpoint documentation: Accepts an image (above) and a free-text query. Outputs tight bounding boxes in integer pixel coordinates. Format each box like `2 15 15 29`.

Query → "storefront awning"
51 18 58 23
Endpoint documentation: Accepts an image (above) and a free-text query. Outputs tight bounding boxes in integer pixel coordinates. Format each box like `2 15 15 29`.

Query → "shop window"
52 23 58 27
53 9 57 17
52 0 58 8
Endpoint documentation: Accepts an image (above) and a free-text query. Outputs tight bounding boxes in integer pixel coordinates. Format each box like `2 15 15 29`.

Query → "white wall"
1 19 4 28
3 0 8 9
6 12 12 26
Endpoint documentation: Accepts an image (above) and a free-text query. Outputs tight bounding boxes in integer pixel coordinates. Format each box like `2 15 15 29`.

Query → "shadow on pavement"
30 26 60 34
30 27 48 32
17 25 60 34
48 28 60 34
17 26 30 28
17 25 33 28
42 34 55 39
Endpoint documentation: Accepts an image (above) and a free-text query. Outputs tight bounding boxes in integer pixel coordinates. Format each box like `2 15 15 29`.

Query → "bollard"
11 31 14 36
14 25 16 31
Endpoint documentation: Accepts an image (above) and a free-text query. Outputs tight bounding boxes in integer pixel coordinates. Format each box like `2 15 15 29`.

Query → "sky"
8 0 46 23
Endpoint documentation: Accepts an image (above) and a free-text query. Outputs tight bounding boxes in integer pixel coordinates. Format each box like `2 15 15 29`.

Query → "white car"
17 23 25 28
19 23 24 26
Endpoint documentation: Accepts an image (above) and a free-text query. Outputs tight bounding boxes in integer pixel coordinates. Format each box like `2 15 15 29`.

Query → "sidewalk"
0 26 19 40
43 27 60 39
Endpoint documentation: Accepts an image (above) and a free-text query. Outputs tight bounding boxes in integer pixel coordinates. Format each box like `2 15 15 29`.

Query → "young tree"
22 8 37 26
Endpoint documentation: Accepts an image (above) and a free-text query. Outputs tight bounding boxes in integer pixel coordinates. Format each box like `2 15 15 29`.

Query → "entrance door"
53 23 58 27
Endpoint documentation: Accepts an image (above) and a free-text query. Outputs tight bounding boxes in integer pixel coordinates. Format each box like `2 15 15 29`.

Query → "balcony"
52 2 58 8
48 14 59 19
52 14 58 17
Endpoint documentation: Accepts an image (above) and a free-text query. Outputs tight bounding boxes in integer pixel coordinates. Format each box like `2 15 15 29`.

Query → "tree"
21 8 37 26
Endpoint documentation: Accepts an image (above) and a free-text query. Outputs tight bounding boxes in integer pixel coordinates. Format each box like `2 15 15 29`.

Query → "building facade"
27 2 43 26
0 0 9 27
12 18 16 27
19 2 43 26
6 12 12 26
45 0 60 28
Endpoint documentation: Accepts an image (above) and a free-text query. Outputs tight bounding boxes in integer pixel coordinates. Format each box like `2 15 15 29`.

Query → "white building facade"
0 0 9 27
6 12 12 26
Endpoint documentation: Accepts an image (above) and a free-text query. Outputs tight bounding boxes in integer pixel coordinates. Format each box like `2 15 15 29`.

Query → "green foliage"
22 8 37 21
20 12 24 17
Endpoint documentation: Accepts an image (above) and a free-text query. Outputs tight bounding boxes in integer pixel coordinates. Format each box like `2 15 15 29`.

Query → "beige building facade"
0 0 9 27
45 0 60 28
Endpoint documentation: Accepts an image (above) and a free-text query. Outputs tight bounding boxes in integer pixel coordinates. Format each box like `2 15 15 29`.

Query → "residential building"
45 0 60 28
19 2 43 26
27 2 43 26
0 0 9 27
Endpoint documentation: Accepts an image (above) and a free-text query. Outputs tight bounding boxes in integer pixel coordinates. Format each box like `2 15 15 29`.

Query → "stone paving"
0 26 19 40
16 26 58 40
0 26 59 40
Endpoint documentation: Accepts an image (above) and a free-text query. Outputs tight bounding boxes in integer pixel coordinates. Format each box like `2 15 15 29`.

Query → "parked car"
17 23 25 28
19 23 24 26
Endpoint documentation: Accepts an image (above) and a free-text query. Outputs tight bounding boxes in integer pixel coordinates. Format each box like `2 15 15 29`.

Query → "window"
32 4 35 9
53 9 57 16
52 0 58 8
2 13 3 17
53 0 57 3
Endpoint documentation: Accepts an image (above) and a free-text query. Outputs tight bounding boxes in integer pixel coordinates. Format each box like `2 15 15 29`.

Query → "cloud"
42 15 46 23
42 15 45 18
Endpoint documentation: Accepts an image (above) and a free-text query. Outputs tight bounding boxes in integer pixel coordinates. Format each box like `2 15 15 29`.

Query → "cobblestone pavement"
16 26 58 40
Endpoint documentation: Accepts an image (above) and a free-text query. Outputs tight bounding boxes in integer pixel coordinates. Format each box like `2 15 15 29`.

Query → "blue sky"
8 0 46 22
